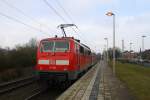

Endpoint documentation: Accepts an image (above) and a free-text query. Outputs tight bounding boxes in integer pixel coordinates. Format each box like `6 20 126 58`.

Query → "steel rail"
0 76 37 95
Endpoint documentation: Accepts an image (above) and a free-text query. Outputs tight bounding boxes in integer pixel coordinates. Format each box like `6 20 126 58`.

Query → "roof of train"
40 37 91 50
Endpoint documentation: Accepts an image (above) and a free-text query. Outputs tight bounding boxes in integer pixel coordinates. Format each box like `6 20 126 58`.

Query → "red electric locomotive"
35 24 95 81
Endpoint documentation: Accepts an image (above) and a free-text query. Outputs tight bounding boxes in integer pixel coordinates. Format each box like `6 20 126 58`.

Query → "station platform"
57 60 131 100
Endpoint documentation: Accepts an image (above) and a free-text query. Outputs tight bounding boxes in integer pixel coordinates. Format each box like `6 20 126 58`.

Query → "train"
35 36 97 81
35 24 97 82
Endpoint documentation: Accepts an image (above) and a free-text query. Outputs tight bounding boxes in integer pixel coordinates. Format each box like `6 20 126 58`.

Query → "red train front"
35 37 93 81
36 37 92 80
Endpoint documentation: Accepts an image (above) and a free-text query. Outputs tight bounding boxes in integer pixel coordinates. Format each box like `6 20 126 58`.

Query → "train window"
80 46 84 54
55 41 69 52
40 41 54 52
88 50 91 55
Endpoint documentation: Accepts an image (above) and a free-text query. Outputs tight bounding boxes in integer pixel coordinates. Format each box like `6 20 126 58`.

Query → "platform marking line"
81 61 101 100
56 63 98 100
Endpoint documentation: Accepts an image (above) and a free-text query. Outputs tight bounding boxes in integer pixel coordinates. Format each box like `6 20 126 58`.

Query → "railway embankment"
0 67 34 83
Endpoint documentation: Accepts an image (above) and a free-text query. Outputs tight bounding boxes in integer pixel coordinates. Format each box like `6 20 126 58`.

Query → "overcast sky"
0 0 150 53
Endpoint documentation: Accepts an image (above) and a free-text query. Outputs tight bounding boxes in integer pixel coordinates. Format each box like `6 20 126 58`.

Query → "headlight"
38 60 49 65
56 60 69 65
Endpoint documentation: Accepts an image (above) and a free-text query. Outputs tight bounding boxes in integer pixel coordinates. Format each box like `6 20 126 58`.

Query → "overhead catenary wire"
43 0 96 51
53 0 89 42
43 0 68 23
43 0 80 37
0 12 50 36
55 0 95 50
1 0 56 36
54 0 81 35
55 0 74 23
0 0 96 52
54 0 94 43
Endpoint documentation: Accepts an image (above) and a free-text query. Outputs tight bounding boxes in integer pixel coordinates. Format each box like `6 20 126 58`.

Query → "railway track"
0 76 38 95
0 75 73 100
24 88 46 100
24 80 75 100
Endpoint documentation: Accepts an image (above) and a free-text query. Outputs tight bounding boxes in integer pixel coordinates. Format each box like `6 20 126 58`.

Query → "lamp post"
104 38 109 62
130 42 133 59
142 35 146 52
122 39 124 58
130 42 133 52
106 11 116 74
103 45 106 61
141 35 146 59
122 39 124 52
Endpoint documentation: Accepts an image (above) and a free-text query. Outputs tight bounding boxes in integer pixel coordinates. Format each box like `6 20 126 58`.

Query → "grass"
109 61 150 100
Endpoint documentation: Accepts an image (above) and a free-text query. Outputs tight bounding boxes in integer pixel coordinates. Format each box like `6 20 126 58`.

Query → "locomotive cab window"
40 40 69 52
40 41 54 52
55 41 69 52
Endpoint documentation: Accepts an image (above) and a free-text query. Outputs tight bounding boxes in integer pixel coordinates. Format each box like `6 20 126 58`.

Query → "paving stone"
105 95 111 100
97 95 104 100
57 63 98 100
57 60 132 100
